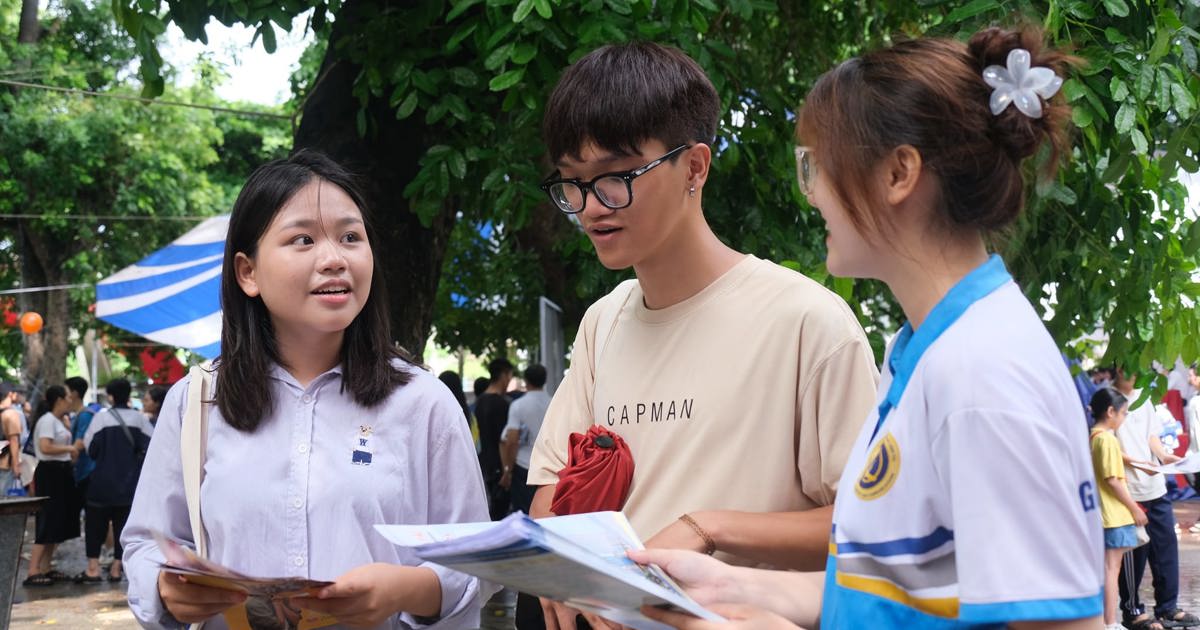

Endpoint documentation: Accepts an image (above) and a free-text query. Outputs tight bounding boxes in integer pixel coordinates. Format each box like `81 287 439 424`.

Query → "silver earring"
688 186 696 197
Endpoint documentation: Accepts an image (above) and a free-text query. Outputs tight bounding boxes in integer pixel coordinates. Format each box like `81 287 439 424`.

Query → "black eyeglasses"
540 144 691 214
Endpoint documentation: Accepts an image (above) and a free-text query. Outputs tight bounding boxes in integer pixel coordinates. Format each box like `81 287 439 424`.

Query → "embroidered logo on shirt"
352 425 373 466
856 433 901 500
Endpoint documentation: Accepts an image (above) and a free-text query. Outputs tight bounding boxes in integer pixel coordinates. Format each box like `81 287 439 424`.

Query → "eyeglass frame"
794 145 817 195
539 144 693 214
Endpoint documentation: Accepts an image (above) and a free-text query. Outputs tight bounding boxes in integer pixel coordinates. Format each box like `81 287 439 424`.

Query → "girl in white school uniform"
632 27 1105 630
122 151 492 629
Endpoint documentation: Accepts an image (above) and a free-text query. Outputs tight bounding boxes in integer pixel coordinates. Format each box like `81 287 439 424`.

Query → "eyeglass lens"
549 176 631 212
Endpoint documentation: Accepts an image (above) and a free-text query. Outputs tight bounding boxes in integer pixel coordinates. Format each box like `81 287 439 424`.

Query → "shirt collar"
268 362 344 391
871 254 1012 443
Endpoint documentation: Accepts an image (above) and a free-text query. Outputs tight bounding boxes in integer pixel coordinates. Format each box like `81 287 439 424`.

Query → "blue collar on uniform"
869 254 1012 445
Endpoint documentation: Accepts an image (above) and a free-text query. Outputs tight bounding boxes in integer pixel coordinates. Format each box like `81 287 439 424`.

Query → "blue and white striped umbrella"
95 215 228 359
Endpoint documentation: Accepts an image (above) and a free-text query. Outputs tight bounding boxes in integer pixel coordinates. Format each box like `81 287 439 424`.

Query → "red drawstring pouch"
550 425 634 515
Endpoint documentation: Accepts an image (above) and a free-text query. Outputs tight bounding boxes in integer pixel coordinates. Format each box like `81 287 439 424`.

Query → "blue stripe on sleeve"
959 592 1102 623
837 526 954 557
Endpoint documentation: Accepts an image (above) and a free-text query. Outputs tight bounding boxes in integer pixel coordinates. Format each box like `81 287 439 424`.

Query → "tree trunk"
18 222 70 400
292 0 454 362
17 0 38 45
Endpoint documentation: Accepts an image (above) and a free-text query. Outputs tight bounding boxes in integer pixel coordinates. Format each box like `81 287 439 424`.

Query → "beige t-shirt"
528 255 879 544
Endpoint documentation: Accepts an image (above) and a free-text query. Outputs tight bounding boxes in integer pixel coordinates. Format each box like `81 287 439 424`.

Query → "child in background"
1090 387 1147 630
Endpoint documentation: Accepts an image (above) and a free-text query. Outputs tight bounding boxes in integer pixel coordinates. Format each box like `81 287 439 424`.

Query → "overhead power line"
0 283 92 295
0 78 290 120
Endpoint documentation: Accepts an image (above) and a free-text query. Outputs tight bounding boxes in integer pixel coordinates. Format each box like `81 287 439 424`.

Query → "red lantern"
19 312 43 335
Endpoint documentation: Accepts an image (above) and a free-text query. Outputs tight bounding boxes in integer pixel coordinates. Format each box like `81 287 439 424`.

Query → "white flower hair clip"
982 48 1063 119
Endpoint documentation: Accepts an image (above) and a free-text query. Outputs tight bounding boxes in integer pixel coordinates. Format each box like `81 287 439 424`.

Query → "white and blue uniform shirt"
821 255 1103 628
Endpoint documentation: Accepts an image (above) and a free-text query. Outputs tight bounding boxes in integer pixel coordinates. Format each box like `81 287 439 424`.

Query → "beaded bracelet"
678 513 717 556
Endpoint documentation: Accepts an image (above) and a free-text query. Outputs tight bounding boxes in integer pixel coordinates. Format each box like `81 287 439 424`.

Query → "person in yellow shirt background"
1090 386 1149 630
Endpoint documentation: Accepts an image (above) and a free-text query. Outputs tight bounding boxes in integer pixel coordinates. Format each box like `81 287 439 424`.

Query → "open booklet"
1131 452 1200 475
153 532 337 630
375 511 724 630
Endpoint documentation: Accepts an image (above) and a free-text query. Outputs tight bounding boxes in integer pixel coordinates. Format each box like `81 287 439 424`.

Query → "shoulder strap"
181 366 211 560
592 280 637 376
107 409 137 449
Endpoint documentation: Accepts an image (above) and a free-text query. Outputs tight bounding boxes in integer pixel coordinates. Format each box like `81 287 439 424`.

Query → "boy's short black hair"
543 41 720 163
524 364 548 389
65 376 88 399
488 358 515 382
106 378 132 407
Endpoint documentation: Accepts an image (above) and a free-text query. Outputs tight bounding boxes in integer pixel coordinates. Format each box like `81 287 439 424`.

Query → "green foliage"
117 0 1200 376
0 0 288 381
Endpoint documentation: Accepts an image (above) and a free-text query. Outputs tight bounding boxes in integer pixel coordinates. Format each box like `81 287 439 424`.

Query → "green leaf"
1101 0 1129 17
1114 102 1136 133
533 0 552 18
259 23 277 54
1072 105 1094 128
1183 39 1198 71
944 0 1000 24
481 168 506 191
1172 83 1195 119
395 92 419 120
448 151 467 179
511 43 537 65
445 22 478 52
485 43 514 70
513 0 535 22
142 15 167 36
427 145 454 156
356 108 367 137
447 0 484 22
1135 64 1154 100
1062 78 1088 103
1130 129 1148 155
488 68 525 91
450 67 479 87
1103 27 1127 44
1110 77 1128 102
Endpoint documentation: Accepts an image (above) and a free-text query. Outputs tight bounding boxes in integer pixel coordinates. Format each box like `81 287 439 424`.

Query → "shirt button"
301 394 312 404
294 557 305 566
292 498 303 508
298 444 309 454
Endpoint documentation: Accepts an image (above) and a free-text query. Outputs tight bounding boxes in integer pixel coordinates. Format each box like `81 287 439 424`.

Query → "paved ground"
12 503 1200 629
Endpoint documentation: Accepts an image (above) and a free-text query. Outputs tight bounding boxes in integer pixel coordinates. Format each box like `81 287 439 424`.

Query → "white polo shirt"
822 255 1103 628
1116 393 1168 502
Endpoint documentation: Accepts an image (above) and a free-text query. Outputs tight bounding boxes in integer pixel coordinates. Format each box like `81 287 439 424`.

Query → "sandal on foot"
1130 618 1167 630
74 572 103 583
44 570 68 581
106 570 123 582
22 574 54 586
1159 609 1200 628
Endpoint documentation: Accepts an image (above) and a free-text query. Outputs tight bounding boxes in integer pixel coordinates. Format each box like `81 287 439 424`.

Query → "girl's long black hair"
1089 387 1129 422
215 149 411 432
34 385 66 421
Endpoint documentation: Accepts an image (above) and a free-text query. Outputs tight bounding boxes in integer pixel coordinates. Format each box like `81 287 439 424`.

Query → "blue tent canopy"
95 216 228 359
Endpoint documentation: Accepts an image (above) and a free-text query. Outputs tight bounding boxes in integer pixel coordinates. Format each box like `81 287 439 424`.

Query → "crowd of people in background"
436 358 552 523
0 376 156 586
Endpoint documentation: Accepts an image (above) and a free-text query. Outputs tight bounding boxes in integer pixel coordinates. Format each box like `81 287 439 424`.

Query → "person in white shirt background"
1113 368 1200 630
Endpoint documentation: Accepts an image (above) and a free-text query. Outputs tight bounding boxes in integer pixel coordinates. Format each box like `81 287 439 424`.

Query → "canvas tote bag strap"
181 365 211 560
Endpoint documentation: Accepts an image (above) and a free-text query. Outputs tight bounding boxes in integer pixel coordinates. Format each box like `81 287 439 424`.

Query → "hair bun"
968 27 1075 166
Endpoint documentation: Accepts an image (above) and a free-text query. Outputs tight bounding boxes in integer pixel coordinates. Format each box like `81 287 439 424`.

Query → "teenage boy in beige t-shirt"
527 41 878 629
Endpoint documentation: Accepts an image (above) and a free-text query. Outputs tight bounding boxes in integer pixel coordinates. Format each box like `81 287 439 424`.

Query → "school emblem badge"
855 433 900 500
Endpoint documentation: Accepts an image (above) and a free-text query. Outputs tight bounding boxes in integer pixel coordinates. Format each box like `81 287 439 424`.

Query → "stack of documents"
376 511 723 629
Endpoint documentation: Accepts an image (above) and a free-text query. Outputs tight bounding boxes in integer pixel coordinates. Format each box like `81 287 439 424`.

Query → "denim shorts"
1105 524 1138 549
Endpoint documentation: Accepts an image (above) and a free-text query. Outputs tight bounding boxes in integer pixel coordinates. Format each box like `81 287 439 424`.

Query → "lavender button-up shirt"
123 362 493 629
